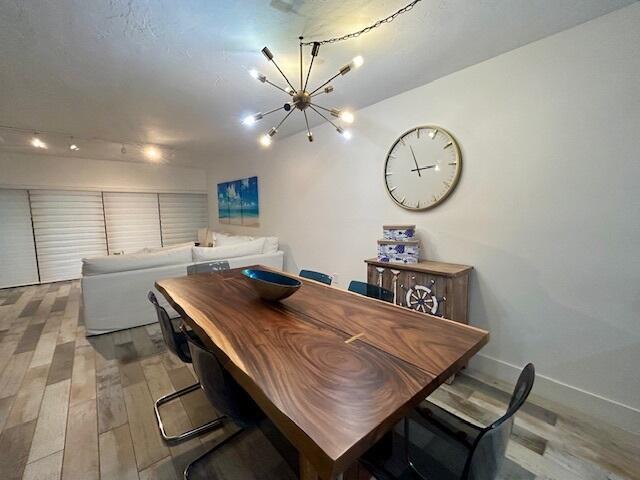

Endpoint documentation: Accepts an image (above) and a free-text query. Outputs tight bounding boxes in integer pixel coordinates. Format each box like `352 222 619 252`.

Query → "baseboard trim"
467 354 640 435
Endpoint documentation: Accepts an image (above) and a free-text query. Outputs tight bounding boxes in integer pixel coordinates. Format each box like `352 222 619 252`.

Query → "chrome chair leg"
154 381 225 444
404 417 429 480
184 427 247 479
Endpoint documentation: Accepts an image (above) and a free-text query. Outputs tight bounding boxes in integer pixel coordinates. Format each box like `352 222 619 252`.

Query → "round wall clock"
384 125 462 210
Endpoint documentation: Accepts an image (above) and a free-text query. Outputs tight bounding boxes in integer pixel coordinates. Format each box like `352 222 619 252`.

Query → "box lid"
382 225 416 230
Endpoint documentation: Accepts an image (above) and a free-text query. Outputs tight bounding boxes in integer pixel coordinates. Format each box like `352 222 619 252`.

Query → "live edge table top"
156 267 488 479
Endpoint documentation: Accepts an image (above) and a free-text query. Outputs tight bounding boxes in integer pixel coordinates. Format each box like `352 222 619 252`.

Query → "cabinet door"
399 271 447 317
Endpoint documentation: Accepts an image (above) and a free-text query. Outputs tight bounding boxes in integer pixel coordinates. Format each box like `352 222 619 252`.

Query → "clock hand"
409 145 421 177
410 164 436 172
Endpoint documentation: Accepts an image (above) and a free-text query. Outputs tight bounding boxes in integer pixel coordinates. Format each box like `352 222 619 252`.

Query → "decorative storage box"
383 224 416 241
377 240 420 264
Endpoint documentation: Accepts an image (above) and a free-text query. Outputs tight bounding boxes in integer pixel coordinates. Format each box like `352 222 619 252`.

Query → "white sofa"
81 235 283 335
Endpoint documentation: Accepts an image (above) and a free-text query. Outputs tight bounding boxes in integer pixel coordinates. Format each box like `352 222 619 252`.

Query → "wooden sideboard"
365 258 473 325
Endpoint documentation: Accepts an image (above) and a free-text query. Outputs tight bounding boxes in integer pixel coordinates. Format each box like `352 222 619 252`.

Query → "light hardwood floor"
0 281 638 480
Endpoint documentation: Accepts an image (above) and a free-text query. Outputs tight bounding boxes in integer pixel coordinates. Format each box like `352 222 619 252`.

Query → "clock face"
384 126 462 210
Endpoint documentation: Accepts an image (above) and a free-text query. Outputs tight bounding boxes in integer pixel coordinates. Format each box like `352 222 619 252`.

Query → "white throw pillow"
215 233 255 246
263 236 279 254
82 245 193 276
192 238 266 262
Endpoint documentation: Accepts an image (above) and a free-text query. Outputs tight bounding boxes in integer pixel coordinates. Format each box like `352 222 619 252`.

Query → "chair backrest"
186 336 262 428
147 291 190 363
187 260 230 275
463 363 535 480
348 280 394 303
299 269 332 285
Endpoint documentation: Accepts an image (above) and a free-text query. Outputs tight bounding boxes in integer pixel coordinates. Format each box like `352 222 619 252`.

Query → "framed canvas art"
217 176 260 227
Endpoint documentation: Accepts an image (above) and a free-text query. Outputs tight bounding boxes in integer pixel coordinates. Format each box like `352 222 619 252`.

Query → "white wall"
0 152 207 193
207 5 640 431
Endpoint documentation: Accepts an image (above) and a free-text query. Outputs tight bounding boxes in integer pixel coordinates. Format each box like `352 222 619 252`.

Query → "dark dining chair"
187 260 230 275
348 280 394 303
183 334 264 479
299 269 333 285
147 291 224 443
361 363 536 480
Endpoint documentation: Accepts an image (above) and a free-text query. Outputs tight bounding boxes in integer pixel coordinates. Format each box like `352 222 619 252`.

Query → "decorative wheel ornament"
405 284 441 315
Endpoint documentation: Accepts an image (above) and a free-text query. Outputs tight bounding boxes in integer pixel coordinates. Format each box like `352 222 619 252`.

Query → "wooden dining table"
155 266 489 480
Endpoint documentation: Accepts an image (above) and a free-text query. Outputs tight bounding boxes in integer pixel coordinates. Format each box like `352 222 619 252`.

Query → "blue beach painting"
240 176 259 226
217 176 259 227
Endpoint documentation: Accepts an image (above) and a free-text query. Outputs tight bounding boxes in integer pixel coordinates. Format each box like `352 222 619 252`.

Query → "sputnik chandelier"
243 0 423 147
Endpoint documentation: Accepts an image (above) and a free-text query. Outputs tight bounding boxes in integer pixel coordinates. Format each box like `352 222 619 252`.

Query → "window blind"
103 192 162 254
0 189 40 288
158 193 208 246
30 190 108 282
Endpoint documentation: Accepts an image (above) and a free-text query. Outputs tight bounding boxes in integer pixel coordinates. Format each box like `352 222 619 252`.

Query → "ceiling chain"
301 0 423 46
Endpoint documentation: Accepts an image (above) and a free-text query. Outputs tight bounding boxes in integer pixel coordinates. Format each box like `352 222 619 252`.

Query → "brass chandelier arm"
264 79 294 96
270 59 297 92
303 110 312 137
299 40 304 89
263 105 288 117
309 103 335 115
303 51 316 92
311 88 332 98
273 108 296 133
309 105 341 131
309 71 342 96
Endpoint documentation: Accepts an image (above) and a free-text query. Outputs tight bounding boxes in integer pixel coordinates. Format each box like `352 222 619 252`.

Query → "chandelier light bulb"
339 111 354 123
249 69 266 83
351 55 364 68
259 134 272 147
337 127 352 140
243 112 263 126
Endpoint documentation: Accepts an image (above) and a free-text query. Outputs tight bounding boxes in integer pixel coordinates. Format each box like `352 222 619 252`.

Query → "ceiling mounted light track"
243 0 423 147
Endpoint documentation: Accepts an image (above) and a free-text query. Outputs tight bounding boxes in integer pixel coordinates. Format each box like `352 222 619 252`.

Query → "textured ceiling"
0 0 633 165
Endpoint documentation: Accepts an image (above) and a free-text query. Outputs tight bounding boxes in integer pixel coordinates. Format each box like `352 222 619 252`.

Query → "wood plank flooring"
0 281 638 480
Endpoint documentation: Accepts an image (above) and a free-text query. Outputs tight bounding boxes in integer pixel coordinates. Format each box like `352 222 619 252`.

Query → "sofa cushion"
192 238 266 262
82 245 193 276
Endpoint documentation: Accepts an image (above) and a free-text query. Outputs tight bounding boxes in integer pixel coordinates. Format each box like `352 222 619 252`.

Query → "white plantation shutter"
0 189 40 288
103 192 162 253
159 193 208 245
30 190 108 282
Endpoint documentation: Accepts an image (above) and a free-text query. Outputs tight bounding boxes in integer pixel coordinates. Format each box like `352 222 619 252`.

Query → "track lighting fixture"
31 133 47 149
69 137 79 151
